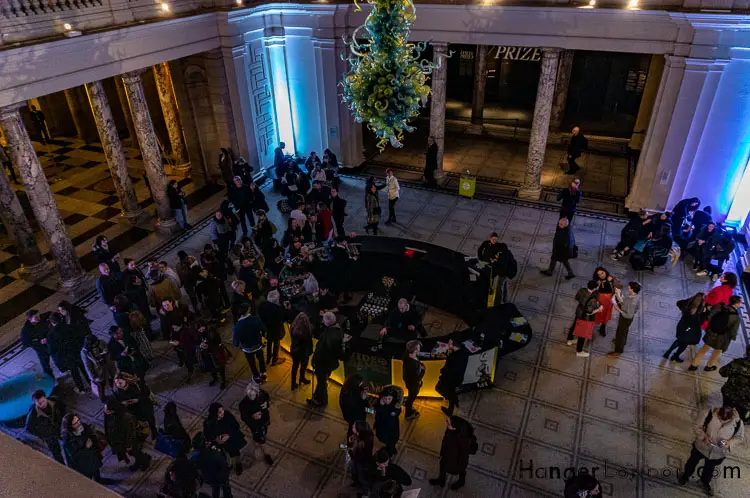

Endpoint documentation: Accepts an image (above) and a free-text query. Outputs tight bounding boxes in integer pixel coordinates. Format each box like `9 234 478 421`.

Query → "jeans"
34 348 55 379
313 368 331 405
405 383 421 416
211 483 233 498
492 275 509 304
612 316 633 353
665 340 689 359
174 202 189 229
244 350 266 378
682 444 724 486
387 197 398 222
267 339 280 363
291 357 309 386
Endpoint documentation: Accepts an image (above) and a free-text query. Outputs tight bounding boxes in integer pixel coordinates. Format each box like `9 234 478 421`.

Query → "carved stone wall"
247 44 277 164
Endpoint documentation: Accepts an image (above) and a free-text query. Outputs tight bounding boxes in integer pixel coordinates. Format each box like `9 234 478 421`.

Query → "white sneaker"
576 351 590 358
611 248 618 254
696 270 708 277
566 340 575 346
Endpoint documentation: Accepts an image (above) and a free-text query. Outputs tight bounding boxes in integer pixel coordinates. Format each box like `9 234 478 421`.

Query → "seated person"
691 222 721 272
643 224 673 270
691 206 712 232
613 209 653 260
379 298 425 343
699 230 735 278
307 181 331 208
305 151 321 173
673 216 694 253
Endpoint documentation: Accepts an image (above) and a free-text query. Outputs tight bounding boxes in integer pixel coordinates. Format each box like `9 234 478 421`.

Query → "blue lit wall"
683 56 750 221
284 32 324 158
267 39 296 155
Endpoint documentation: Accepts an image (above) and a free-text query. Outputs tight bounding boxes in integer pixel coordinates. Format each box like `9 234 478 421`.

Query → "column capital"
664 55 686 69
0 102 26 120
541 48 562 57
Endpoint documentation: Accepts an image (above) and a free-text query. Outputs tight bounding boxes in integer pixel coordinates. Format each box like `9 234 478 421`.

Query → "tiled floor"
0 177 748 497
367 122 629 215
0 137 225 349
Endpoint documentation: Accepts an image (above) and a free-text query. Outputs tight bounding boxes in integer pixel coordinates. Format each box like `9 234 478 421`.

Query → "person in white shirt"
385 168 400 224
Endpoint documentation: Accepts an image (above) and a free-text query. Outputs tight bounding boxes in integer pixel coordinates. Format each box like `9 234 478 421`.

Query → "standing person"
720 346 750 422
689 295 743 372
347 420 374 493
290 312 314 390
104 399 151 471
20 309 54 379
96 263 123 307
557 178 582 221
81 333 115 401
176 251 200 313
209 210 233 260
483 242 517 305
233 302 268 383
203 403 247 476
197 268 227 323
331 187 348 237
540 218 576 280
273 142 286 170
158 260 182 291
402 340 425 420
238 381 275 466
197 322 229 389
424 136 438 187
607 282 641 358
159 453 200 498
384 169 400 224
60 413 105 482
317 202 334 241
364 183 382 235
429 416 477 490
703 272 738 319
190 433 233 498
167 180 191 230
92 235 121 276
308 312 351 407
258 290 287 366
162 401 192 452
663 293 706 363
228 176 254 236
123 258 152 321
113 372 158 439
592 267 620 338
47 312 89 393
374 385 403 456
25 390 66 463
0 142 19 184
108 325 147 380
565 126 587 174
566 280 603 357
366 448 412 496
232 158 253 187
230 280 252 323
678 405 744 495
148 269 180 310
30 105 49 143
339 374 370 430
169 321 200 383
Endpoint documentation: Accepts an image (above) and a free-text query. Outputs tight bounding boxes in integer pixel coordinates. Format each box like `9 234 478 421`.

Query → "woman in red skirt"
593 267 621 337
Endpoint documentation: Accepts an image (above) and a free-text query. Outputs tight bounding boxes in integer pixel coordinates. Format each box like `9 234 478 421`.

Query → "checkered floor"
0 137 223 328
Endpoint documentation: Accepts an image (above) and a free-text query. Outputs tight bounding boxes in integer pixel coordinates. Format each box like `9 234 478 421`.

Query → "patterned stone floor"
1 176 748 497
0 137 224 350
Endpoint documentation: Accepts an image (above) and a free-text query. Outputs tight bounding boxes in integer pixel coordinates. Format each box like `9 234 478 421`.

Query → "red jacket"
702 284 734 329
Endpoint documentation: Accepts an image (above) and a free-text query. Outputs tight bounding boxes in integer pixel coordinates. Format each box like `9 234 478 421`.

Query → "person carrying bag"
566 280 603 358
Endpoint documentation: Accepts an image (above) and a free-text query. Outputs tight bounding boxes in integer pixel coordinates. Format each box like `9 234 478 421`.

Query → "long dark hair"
291 312 312 340
722 272 738 289
592 266 610 281
341 374 365 397
206 402 224 422
350 420 374 460
685 292 706 315
60 412 80 440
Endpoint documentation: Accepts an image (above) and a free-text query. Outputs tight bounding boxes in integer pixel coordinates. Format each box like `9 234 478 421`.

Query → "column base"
155 217 180 234
466 123 484 135
61 272 91 298
518 185 542 200
122 207 148 225
19 259 54 282
172 163 192 178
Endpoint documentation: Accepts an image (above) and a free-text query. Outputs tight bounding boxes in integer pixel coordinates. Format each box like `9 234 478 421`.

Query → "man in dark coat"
25 390 66 463
331 187 348 236
566 126 587 174
429 416 477 490
96 263 122 307
379 298 425 342
258 290 287 366
47 312 89 393
233 303 268 383
190 433 233 498
20 309 54 379
424 136 438 187
273 142 286 171
557 178 582 221
541 217 576 279
720 345 750 422
123 258 152 320
104 400 150 471
308 312 350 407
366 447 412 495
228 176 254 235
691 206 712 232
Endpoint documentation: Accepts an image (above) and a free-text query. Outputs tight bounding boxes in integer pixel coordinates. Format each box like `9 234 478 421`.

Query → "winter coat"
552 225 575 261
567 133 588 158
402 356 425 391
239 391 271 441
574 289 600 320
104 410 140 461
258 300 286 341
161 456 200 498
47 323 81 371
720 357 750 406
108 336 147 378
439 425 476 475
20 319 50 355
149 279 181 308
62 423 102 478
693 407 744 460
25 396 66 441
96 275 122 306
81 340 116 383
557 187 581 214
203 411 247 456
374 402 401 446
477 240 501 263
190 446 231 486
196 275 224 311
167 186 185 209
339 389 368 427
290 329 313 362
312 324 349 372
93 246 121 275
232 314 266 353
365 191 381 224
114 383 155 424
228 184 252 211
702 305 740 352
675 309 703 345
198 328 229 372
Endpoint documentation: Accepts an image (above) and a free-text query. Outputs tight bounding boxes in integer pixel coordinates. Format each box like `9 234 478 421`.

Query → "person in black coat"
308 312 351 407
92 235 121 276
190 432 233 498
228 176 254 236
258 290 287 366
403 340 426 420
436 346 467 416
374 385 403 456
565 126 588 174
20 309 54 379
331 187 348 236
25 390 66 463
273 142 286 171
424 136 438 187
96 262 123 307
197 268 227 322
238 381 274 466
159 453 200 498
663 293 705 362
612 209 652 260
339 374 370 430
379 298 425 343
232 158 253 187
203 403 247 475
541 217 576 279
104 399 151 471
691 205 712 232
557 178 582 221
108 325 148 380
233 302 268 383
167 180 191 230
47 312 89 393
366 447 412 496
122 258 152 320
60 413 104 482
162 401 192 453
290 312 314 390
113 371 157 438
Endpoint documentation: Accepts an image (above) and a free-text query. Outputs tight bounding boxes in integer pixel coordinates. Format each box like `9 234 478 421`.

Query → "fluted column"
0 168 51 281
429 42 449 179
153 62 191 177
468 45 488 135
520 48 561 200
64 88 87 141
121 71 177 233
115 77 139 148
0 103 86 290
85 80 145 224
550 49 574 132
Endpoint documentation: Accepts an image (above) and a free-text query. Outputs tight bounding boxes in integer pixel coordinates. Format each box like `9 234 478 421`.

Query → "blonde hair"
245 380 260 400
231 280 246 294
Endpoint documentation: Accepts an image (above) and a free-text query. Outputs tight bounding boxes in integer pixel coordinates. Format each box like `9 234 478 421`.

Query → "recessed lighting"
235 0 242 4
589 0 596 5
160 2 170 11
63 23 72 30
627 0 639 8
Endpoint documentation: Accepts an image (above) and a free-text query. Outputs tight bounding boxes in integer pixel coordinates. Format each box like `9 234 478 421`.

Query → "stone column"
519 48 561 200
121 71 177 233
0 168 51 281
64 88 88 141
550 49 574 132
115 77 139 148
85 80 145 224
468 45 488 135
429 42 449 179
153 62 191 177
0 103 86 290
628 55 665 151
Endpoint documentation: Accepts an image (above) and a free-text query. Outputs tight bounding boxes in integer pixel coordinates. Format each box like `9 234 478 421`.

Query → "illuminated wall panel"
266 37 296 155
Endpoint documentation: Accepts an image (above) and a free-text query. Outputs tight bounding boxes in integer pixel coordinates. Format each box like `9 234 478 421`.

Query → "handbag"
633 240 647 252
155 431 186 458
572 319 595 340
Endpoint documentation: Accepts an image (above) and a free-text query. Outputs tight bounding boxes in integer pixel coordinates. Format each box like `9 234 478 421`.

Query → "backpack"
703 409 742 437
708 306 733 335
507 256 518 280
